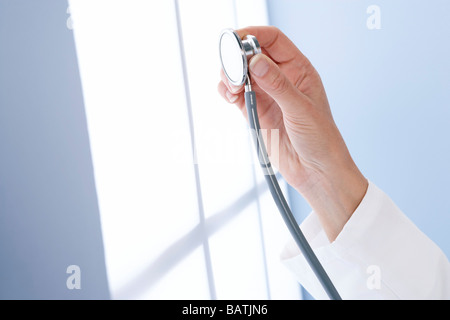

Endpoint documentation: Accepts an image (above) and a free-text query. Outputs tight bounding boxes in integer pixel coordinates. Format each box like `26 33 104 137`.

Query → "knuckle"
269 26 281 34
269 71 290 96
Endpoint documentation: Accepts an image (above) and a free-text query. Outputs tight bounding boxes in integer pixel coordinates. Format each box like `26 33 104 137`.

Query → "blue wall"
269 0 450 257
0 0 110 299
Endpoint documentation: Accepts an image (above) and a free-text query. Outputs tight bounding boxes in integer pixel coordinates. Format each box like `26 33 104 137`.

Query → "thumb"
249 54 309 115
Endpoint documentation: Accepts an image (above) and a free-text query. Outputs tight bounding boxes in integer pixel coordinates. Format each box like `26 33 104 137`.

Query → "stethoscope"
219 29 341 300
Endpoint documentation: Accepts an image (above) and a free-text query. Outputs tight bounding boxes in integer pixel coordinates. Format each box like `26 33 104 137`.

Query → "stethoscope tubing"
244 90 342 300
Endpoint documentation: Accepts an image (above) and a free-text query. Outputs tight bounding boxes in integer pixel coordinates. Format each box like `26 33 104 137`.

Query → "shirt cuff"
280 180 450 299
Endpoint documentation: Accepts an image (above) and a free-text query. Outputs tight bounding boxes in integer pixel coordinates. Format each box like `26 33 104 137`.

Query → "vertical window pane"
178 0 274 299
69 0 207 299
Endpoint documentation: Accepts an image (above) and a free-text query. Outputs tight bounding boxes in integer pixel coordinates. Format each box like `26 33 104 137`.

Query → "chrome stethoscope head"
219 29 261 88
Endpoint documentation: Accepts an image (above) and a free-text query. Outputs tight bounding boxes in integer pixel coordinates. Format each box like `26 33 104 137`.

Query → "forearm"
296 148 368 242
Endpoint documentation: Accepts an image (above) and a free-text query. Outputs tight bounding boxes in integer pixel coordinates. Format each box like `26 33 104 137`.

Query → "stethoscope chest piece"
219 29 261 86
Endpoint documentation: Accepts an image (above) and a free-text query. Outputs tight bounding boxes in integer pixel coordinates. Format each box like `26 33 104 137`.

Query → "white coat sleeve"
281 181 450 300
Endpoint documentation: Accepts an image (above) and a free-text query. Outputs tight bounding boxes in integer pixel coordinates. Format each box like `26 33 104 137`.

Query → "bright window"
69 0 301 299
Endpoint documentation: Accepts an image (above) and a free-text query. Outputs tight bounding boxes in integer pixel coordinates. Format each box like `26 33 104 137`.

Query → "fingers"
218 69 247 116
220 26 302 95
248 53 311 116
217 80 238 104
220 69 244 94
236 26 305 64
217 80 246 114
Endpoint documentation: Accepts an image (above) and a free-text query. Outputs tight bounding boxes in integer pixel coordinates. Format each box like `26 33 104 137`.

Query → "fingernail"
229 84 240 93
249 54 269 77
226 90 238 103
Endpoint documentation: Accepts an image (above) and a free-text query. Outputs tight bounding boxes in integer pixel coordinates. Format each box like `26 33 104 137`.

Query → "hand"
218 26 368 241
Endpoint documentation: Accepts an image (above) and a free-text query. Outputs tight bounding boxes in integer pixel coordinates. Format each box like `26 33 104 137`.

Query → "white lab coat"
281 181 450 299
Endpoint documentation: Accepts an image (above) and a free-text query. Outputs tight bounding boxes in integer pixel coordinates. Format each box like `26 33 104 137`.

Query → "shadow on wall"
0 0 109 299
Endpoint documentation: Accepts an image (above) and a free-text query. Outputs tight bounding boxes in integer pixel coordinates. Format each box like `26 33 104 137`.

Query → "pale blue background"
0 0 109 299
268 0 450 257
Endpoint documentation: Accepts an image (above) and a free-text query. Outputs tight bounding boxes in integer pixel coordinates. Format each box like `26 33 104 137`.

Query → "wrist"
297 158 368 242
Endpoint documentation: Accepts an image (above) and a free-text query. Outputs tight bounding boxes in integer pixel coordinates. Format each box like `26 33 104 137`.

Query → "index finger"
236 26 305 64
